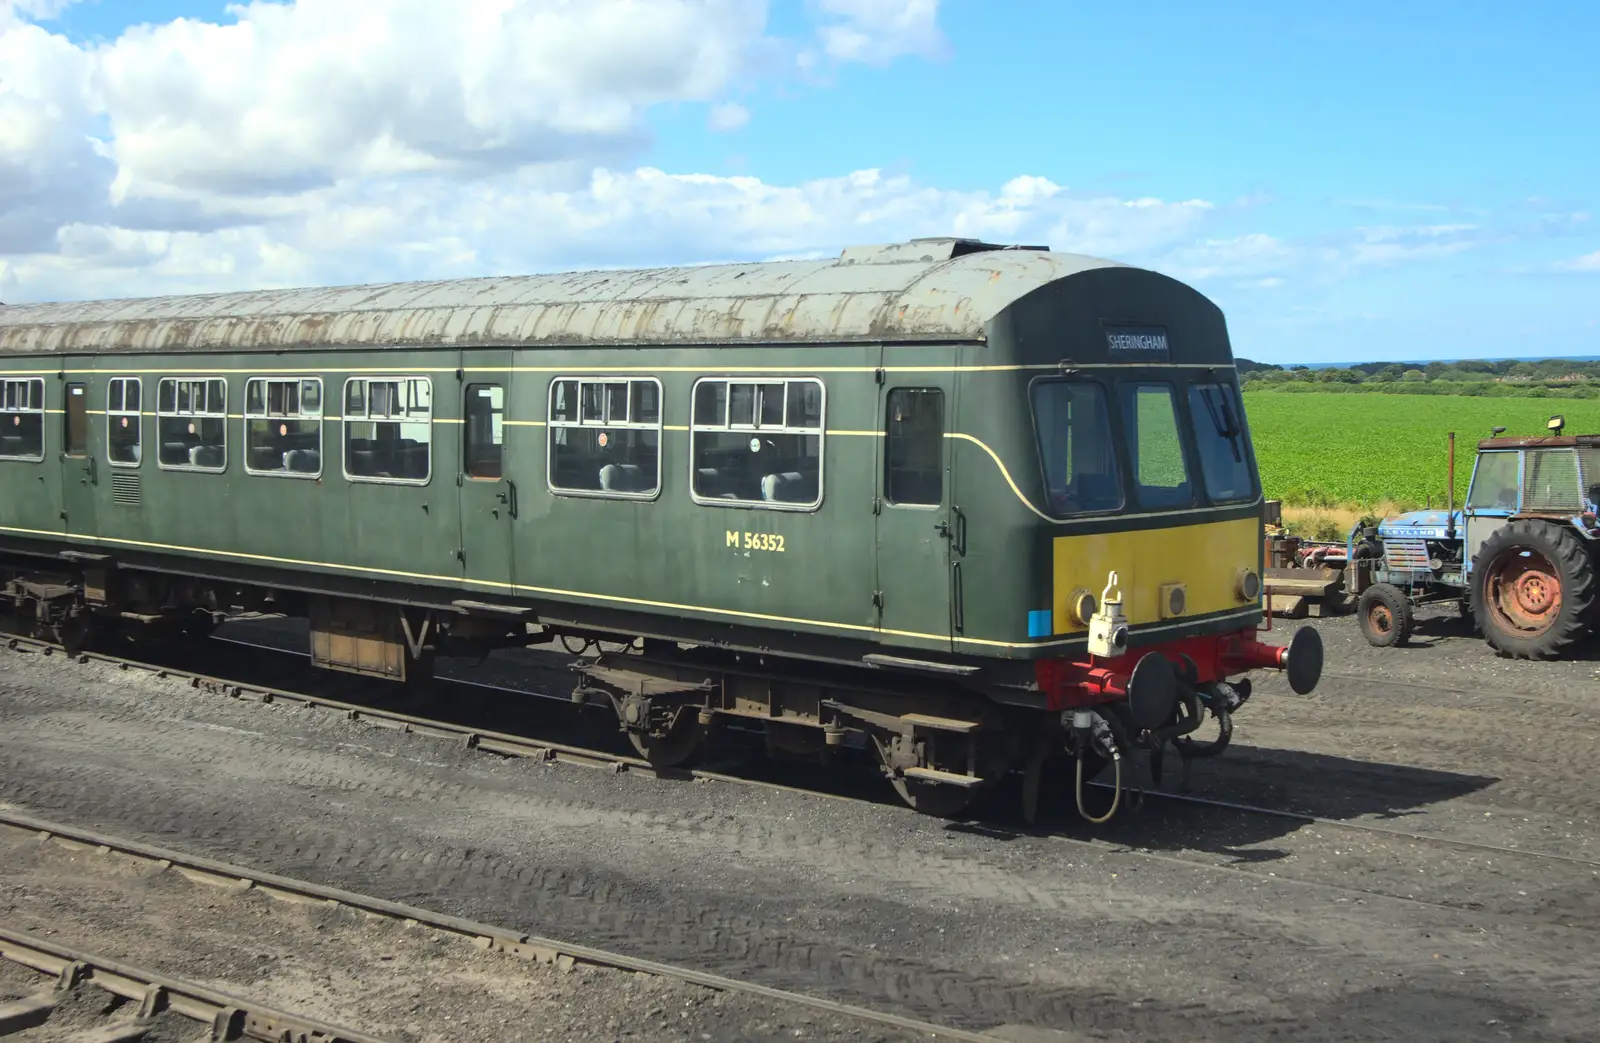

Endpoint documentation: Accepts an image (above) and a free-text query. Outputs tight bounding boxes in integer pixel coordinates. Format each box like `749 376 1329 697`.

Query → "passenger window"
1030 380 1121 515
1123 383 1193 510
1186 382 1255 504
548 377 660 496
0 377 46 461
884 388 944 506
156 377 228 471
107 377 142 467
1468 451 1520 512
245 376 323 477
464 384 504 479
691 377 823 507
343 376 432 483
64 383 89 456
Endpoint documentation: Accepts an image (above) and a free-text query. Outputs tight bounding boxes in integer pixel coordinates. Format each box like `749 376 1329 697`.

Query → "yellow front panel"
1051 516 1260 632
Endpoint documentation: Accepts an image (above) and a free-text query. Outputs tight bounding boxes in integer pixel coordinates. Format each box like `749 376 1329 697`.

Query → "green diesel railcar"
0 237 1321 820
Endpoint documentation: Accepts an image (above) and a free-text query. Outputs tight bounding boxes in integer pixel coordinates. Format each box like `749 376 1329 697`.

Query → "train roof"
0 239 1137 357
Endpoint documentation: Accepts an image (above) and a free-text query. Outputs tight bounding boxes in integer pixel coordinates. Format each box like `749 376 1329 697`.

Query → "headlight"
1237 568 1262 601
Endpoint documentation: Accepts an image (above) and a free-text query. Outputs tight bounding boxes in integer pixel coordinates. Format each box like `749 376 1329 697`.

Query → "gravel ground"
0 829 932 1043
0 610 1598 1042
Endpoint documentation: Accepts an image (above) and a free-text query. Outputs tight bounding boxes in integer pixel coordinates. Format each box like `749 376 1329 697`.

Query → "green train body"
0 238 1321 820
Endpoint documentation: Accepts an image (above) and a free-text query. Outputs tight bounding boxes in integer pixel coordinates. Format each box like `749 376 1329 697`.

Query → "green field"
1242 392 1600 509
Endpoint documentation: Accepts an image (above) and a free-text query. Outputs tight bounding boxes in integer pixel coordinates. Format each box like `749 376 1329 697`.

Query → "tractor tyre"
1358 583 1413 648
1472 520 1596 660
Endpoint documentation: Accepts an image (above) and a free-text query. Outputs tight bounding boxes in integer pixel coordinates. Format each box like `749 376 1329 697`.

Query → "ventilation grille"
1383 538 1432 573
1522 449 1583 513
110 472 141 506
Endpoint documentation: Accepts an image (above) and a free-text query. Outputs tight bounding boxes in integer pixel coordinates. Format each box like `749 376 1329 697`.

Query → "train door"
59 374 99 539
874 366 958 652
456 350 517 596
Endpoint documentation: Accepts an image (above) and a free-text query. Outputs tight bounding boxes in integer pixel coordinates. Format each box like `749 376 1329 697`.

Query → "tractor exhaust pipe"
1446 431 1457 541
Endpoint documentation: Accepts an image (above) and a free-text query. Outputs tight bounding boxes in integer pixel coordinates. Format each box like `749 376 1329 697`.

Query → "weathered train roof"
0 239 1128 356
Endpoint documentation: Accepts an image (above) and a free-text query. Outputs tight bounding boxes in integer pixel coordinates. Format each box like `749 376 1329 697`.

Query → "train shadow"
951 743 1499 860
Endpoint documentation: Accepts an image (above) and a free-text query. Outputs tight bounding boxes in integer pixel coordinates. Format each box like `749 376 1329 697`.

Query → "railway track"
0 922 392 1043
5 630 1594 877
0 808 1005 1043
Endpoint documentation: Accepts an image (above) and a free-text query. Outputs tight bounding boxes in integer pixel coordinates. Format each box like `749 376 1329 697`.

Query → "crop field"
1242 392 1600 509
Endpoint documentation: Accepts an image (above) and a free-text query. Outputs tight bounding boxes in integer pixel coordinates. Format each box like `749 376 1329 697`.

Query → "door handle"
87 456 97 485
504 480 518 519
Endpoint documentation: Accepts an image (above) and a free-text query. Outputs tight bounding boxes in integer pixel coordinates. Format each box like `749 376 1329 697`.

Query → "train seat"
248 446 284 471
599 462 644 492
284 449 321 474
761 471 815 504
189 444 225 469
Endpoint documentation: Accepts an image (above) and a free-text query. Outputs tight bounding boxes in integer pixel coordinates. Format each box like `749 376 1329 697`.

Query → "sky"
1 0 1596 365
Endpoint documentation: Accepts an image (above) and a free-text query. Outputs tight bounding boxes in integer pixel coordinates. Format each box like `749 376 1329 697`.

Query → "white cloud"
0 163 1232 302
94 0 771 210
706 101 751 132
810 0 945 66
1555 250 1600 272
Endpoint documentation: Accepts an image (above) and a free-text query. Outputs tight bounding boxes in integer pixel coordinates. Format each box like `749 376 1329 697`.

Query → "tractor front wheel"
1472 520 1596 659
1358 583 1413 648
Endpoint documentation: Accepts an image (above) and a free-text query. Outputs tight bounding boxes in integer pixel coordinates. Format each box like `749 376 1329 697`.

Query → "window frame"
882 386 945 510
546 375 664 501
462 382 506 481
1184 379 1258 505
0 377 47 463
243 375 324 480
1026 376 1125 518
155 375 230 474
1120 380 1198 512
106 376 142 469
688 375 826 512
63 382 90 458
340 375 434 486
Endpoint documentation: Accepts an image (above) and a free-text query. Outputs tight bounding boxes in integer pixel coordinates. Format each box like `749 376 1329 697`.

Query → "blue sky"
4 0 1597 364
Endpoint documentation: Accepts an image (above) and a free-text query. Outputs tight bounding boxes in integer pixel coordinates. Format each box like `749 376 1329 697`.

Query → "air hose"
1075 745 1122 824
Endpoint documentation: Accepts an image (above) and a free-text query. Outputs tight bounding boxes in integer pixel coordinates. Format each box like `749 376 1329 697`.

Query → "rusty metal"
1485 548 1562 634
0 241 1119 356
0 923 394 1042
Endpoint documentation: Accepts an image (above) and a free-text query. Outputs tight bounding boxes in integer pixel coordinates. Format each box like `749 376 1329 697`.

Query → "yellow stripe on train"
1051 516 1260 632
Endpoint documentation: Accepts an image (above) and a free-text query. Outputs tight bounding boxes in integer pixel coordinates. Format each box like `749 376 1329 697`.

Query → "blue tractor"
1348 416 1600 658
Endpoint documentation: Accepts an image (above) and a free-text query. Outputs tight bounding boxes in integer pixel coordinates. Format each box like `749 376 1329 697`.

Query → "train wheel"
1473 520 1596 659
627 712 703 769
890 776 978 819
1358 583 1412 648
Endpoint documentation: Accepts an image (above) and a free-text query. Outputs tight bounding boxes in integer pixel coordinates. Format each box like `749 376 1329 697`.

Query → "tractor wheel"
1358 583 1413 648
1472 520 1596 660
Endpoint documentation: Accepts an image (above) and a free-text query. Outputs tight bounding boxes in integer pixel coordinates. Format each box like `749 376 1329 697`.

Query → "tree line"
1237 357 1600 398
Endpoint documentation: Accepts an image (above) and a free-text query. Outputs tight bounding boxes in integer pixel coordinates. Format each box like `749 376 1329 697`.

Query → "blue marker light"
1027 609 1053 638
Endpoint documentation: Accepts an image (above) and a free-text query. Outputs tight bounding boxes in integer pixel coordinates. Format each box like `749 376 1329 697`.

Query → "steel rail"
0 810 1009 1043
1 633 854 801
6 633 1594 871
0 922 394 1042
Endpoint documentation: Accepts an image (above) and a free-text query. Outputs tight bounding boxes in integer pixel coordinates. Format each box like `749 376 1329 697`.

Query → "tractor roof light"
1548 415 1565 435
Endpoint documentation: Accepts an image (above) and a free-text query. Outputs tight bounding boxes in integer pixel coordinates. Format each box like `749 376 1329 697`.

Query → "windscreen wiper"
1199 387 1243 464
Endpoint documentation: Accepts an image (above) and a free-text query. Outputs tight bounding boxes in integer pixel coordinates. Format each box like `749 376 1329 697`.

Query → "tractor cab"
1351 415 1600 658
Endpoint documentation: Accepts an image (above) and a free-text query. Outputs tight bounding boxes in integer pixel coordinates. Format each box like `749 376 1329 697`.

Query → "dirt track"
1 608 1598 1042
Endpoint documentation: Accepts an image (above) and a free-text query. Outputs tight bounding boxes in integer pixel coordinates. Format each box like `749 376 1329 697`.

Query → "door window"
884 388 944 506
464 384 504 479
64 383 89 457
1467 452 1519 511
